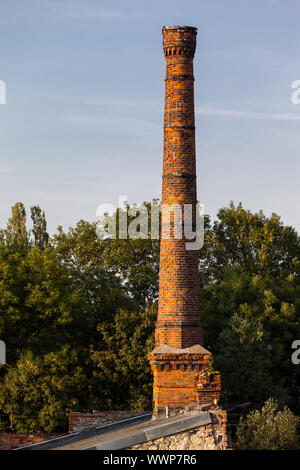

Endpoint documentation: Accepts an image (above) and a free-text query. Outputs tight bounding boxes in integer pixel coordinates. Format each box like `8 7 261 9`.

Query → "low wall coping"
87 412 211 450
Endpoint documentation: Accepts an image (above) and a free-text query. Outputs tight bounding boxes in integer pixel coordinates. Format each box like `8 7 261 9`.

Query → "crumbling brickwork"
210 409 228 449
0 433 62 450
196 369 222 406
69 411 142 433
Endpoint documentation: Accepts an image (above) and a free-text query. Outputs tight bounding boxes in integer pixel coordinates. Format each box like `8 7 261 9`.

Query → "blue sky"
0 0 300 234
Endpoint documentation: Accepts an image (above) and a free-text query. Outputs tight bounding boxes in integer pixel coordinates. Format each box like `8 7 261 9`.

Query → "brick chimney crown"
162 26 197 58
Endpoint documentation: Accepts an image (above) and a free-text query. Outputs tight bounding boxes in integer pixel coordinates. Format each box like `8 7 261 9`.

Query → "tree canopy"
0 201 299 432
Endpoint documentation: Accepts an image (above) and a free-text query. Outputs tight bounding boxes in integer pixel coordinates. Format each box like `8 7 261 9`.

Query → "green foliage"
199 203 300 411
0 348 88 432
97 202 160 309
5 202 28 246
0 200 299 432
0 244 86 363
199 202 300 285
235 398 299 450
52 220 131 328
90 305 156 411
214 313 287 403
201 270 300 408
30 205 49 248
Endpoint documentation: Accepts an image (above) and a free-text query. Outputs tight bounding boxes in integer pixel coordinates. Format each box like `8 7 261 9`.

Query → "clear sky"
0 0 299 235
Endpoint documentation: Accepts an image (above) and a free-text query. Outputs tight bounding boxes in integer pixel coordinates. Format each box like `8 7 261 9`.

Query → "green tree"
0 200 299 431
53 220 131 331
213 313 287 404
97 202 160 309
5 202 28 246
198 203 300 410
0 244 87 364
201 269 300 409
199 202 300 286
90 305 156 411
30 205 49 248
0 348 88 432
235 398 299 450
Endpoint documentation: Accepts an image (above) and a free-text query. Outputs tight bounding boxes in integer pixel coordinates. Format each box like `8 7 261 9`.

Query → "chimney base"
149 345 212 418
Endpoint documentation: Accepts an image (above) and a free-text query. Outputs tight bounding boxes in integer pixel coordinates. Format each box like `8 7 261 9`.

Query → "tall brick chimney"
149 26 213 417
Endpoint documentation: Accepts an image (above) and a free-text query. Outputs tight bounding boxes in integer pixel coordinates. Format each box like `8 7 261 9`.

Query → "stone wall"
129 425 217 450
129 409 229 451
69 411 143 433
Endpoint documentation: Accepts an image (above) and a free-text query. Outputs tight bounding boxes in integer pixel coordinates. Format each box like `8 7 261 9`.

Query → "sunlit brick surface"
155 25 203 350
149 26 209 416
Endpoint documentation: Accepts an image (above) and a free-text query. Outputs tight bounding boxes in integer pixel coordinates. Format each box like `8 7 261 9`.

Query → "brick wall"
0 432 61 450
69 411 143 433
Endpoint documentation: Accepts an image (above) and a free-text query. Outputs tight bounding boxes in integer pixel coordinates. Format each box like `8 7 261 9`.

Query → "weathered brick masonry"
149 26 221 417
196 369 221 406
69 411 142 433
0 433 62 450
155 25 202 350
